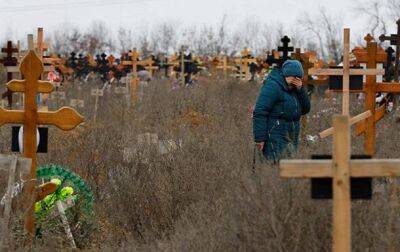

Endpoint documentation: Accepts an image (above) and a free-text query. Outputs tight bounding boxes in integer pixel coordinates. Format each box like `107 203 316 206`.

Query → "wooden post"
181 46 185 86
0 50 84 235
56 201 77 248
0 156 31 250
91 87 104 123
332 115 351 252
343 29 350 116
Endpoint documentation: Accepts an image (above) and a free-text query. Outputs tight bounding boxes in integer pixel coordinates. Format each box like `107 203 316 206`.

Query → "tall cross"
351 34 387 155
0 49 84 234
309 29 384 116
278 36 294 62
35 28 49 60
379 18 400 81
280 114 400 252
384 47 395 82
122 49 140 106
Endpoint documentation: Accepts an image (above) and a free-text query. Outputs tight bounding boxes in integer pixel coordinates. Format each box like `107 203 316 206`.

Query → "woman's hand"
292 77 303 90
255 142 265 151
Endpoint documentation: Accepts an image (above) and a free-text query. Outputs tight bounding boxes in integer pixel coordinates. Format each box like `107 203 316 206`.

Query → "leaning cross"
0 50 84 235
379 18 400 81
280 114 400 252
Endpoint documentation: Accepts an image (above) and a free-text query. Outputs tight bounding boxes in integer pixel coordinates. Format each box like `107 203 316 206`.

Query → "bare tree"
117 27 134 53
386 0 400 20
354 0 388 38
297 8 342 62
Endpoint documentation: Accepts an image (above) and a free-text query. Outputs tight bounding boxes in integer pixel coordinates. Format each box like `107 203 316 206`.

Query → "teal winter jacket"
253 68 311 160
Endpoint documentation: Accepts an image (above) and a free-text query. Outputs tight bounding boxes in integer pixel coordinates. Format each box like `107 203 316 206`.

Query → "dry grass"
1 74 400 251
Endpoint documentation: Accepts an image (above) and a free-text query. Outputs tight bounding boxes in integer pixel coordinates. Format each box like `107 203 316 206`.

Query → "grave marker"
309 30 383 143
0 48 84 234
280 114 400 251
1 41 19 108
379 18 400 81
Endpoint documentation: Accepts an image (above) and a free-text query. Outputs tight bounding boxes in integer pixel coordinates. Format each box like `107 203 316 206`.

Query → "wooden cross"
0 50 84 235
144 57 159 78
1 41 19 108
1 41 18 66
216 55 236 78
122 49 140 106
280 114 400 251
379 18 400 81
208 57 220 77
234 49 257 81
384 47 395 81
91 87 104 123
309 29 384 118
278 36 294 62
350 34 387 155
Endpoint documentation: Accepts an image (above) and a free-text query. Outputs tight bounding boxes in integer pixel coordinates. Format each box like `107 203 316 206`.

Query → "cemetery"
0 0 400 250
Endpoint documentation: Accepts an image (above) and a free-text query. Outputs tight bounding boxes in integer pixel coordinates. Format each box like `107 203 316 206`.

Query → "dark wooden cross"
379 18 400 80
278 35 294 62
1 41 18 66
1 41 18 108
385 46 395 82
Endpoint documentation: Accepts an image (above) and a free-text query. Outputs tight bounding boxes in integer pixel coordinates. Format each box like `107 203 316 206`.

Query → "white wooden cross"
91 86 104 123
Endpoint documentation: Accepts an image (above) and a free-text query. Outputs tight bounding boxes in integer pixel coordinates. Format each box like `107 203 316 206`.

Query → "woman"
253 60 311 161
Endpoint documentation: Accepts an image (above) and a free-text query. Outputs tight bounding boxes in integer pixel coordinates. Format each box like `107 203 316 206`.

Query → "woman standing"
253 60 311 161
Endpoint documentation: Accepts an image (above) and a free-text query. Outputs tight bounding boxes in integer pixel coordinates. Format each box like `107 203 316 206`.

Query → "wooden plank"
355 104 385 136
36 182 58 201
38 107 84 131
280 159 400 178
319 110 372 138
8 80 54 93
332 115 351 252
56 201 77 248
343 29 350 115
349 68 385 75
308 68 384 76
5 65 54 73
1 156 17 249
280 160 332 177
0 108 25 126
365 41 378 156
22 51 40 234
376 83 400 93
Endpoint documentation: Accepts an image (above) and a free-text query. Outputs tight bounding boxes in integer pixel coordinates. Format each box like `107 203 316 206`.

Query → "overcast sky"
0 0 393 42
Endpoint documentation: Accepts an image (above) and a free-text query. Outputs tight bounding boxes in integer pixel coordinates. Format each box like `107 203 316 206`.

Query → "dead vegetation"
1 76 400 250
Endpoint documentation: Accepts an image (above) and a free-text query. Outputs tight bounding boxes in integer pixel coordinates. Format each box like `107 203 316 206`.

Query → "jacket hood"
266 68 289 91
